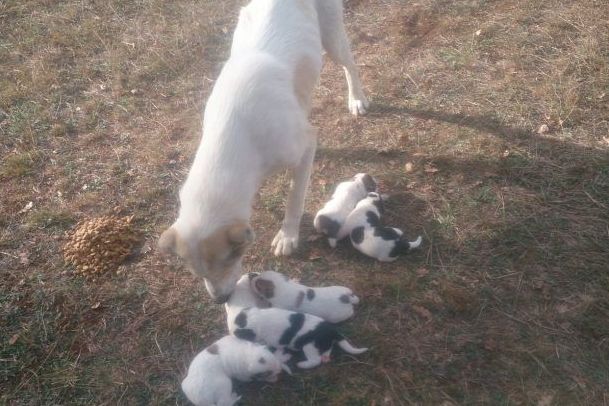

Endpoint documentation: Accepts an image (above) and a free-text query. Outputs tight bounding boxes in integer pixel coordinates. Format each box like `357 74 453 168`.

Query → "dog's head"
246 345 283 383
158 220 254 303
250 270 293 301
353 173 377 193
362 192 385 214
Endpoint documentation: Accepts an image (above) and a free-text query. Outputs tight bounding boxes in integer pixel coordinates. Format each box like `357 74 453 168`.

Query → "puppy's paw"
296 359 321 369
271 229 299 256
349 96 369 116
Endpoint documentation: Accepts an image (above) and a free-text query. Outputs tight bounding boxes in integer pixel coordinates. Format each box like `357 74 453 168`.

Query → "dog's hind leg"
316 0 369 116
272 135 317 256
296 343 323 369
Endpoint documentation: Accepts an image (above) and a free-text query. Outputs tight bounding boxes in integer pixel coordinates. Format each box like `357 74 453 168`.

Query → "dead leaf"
537 393 554 406
306 234 322 242
18 252 29 266
9 333 20 345
18 201 33 214
404 162 414 173
424 163 439 174
91 302 101 309
412 305 433 320
416 268 430 277
475 29 482 36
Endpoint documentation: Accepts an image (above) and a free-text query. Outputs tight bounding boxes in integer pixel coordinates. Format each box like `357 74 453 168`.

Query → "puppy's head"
225 273 269 311
250 270 292 299
353 173 377 193
158 220 254 303
246 346 283 383
360 192 385 214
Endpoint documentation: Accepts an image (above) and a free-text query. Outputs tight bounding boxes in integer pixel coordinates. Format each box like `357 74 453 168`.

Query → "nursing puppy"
346 193 422 262
226 276 367 369
314 173 377 247
250 270 359 323
158 0 369 303
181 335 282 406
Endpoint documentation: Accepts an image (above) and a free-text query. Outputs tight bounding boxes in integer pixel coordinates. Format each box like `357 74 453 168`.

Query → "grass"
1 0 609 404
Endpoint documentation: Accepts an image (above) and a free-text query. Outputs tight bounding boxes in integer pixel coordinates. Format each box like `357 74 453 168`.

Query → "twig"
583 190 608 209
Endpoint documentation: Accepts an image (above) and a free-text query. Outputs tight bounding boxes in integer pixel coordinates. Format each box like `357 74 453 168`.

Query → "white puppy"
313 173 377 247
181 335 283 406
250 270 359 323
226 276 367 369
346 193 422 262
159 0 369 302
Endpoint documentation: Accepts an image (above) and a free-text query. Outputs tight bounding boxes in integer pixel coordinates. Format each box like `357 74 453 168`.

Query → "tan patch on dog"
294 291 305 308
207 344 219 355
159 221 254 297
255 279 275 299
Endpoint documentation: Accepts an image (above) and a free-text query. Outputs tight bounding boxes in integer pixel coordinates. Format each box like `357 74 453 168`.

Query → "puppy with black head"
181 335 283 406
345 192 422 262
225 275 367 369
314 173 377 247
250 270 359 323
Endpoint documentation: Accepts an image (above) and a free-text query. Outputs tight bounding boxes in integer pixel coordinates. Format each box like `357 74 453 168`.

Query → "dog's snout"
214 294 230 304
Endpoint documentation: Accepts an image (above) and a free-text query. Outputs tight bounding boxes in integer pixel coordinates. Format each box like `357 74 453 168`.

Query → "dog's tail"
348 293 360 305
396 235 422 254
337 339 368 355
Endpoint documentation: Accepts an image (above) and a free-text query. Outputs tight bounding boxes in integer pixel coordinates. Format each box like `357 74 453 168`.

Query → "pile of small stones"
63 215 138 277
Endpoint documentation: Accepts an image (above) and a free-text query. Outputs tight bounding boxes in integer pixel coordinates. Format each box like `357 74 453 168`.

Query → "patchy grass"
1 0 609 405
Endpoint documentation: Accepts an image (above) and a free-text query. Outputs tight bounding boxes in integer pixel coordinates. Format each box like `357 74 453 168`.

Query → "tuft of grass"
1 153 36 177
27 209 75 231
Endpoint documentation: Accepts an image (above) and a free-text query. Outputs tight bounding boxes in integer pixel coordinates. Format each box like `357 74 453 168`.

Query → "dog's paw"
296 359 321 369
349 96 369 116
271 229 299 256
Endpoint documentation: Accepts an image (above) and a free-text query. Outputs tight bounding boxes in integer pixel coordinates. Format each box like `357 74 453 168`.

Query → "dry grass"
1 0 609 404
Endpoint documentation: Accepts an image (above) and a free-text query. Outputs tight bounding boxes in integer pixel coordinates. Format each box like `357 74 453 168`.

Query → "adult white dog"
159 0 368 302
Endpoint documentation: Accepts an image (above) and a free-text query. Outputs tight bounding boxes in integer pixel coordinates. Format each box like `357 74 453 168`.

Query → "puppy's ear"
227 222 255 247
158 226 177 254
254 279 275 299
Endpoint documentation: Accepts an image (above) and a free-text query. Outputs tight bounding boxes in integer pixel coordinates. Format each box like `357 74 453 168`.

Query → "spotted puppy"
226 276 367 369
250 270 359 323
181 335 283 406
345 192 422 262
313 173 377 247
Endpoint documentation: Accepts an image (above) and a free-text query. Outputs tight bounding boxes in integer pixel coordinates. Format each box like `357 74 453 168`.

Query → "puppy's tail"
348 293 360 305
337 339 368 355
397 235 422 254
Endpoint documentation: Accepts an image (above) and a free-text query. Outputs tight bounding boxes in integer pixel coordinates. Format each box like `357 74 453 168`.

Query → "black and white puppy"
314 173 377 247
226 275 367 369
250 270 359 323
181 335 283 406
346 193 422 262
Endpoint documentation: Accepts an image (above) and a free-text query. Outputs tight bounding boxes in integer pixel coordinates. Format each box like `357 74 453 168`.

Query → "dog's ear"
255 279 275 299
227 222 255 248
158 226 177 254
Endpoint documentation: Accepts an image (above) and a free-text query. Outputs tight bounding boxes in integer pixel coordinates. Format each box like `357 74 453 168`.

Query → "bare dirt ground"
1 0 608 404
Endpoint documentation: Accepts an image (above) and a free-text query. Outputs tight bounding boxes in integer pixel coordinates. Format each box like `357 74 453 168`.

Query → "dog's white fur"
225 273 270 331
313 173 377 247
181 335 282 406
341 192 383 240
346 193 422 262
250 270 359 323
158 0 369 301
226 274 367 369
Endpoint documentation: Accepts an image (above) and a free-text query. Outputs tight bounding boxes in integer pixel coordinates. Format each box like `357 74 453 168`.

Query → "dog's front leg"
272 137 317 256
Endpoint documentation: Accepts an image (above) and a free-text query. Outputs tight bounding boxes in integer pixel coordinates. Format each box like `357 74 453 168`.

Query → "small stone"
537 124 550 134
